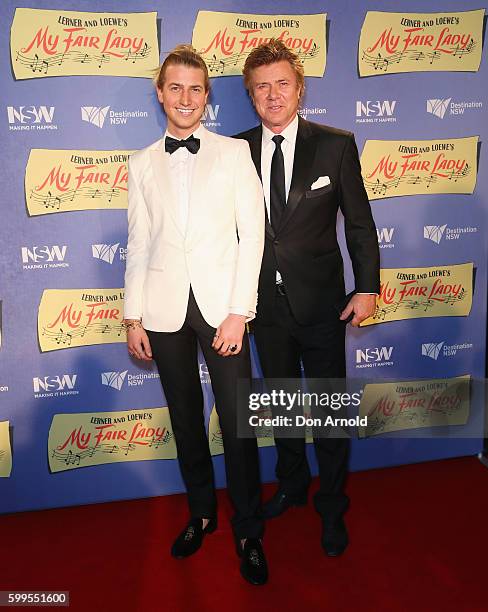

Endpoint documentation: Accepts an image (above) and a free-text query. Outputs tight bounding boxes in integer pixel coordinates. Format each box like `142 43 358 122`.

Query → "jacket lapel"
247 126 262 181
186 126 217 239
278 116 315 234
149 140 183 237
248 125 275 240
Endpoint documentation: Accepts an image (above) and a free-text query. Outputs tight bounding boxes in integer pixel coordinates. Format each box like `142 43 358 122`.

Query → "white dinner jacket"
123 125 265 332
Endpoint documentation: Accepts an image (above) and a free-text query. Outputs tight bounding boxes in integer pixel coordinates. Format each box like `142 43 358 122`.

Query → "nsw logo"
21 245 69 270
33 374 78 397
199 362 210 384
92 243 120 264
202 104 221 128
101 371 128 391
355 346 394 368
81 106 110 128
377 227 395 249
7 105 57 131
356 101 396 123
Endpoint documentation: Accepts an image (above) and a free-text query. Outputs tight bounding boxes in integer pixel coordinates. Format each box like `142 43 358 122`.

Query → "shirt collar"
262 114 299 148
164 123 205 142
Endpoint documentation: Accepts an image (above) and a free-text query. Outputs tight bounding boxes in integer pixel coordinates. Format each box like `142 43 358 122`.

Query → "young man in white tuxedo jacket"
123 45 267 585
236 40 380 557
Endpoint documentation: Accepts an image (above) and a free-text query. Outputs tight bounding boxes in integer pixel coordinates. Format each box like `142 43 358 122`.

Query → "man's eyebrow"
167 81 203 88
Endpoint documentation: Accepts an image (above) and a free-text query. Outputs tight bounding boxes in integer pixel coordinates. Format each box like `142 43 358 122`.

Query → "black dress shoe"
262 489 307 519
321 518 348 557
171 517 217 559
237 538 268 585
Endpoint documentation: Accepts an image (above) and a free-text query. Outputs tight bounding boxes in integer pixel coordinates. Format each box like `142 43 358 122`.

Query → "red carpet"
1 456 487 612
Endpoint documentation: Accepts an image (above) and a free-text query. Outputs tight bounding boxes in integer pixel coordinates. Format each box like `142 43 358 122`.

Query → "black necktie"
165 135 200 155
270 135 286 231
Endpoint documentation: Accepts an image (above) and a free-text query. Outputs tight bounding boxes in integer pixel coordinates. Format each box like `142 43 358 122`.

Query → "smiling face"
249 60 302 134
157 63 209 138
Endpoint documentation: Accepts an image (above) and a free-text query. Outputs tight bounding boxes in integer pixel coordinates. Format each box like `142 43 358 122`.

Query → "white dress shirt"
261 114 299 224
165 125 203 234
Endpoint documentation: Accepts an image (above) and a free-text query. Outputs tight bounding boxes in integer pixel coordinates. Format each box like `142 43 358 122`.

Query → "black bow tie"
165 135 200 155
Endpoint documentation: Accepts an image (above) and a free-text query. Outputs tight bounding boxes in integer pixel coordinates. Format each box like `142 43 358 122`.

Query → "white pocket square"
311 176 331 190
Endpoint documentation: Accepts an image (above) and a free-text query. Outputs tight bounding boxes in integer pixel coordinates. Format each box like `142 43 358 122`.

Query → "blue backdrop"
0 0 486 514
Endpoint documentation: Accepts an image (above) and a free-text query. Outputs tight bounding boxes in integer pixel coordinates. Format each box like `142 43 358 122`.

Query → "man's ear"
156 87 164 104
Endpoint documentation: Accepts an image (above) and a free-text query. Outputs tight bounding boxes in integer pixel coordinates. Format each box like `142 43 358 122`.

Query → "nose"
267 83 280 99
180 88 191 106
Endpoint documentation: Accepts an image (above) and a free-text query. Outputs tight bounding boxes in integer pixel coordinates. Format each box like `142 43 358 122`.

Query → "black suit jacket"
235 116 380 326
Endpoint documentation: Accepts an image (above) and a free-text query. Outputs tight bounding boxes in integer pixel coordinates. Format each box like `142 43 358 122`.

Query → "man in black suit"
236 40 380 556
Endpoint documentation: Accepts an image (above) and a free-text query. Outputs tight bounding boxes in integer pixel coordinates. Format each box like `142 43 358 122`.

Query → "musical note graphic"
41 321 125 349
29 185 124 213
368 288 468 326
51 434 172 468
124 43 150 63
95 53 109 69
202 43 322 76
14 45 154 76
122 443 136 456
51 449 81 466
363 165 472 199
364 389 467 436
148 434 173 449
361 40 477 73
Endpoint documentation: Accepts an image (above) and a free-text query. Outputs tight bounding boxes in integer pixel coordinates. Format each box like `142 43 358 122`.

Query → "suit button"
274 240 279 246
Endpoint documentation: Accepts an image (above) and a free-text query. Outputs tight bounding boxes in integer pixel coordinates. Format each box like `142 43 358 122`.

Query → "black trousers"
253 288 350 523
147 289 263 539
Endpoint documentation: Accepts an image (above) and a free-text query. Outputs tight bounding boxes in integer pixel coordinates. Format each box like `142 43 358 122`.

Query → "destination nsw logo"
421 341 473 360
101 370 159 390
81 105 148 128
91 243 127 264
424 224 478 244
427 98 482 119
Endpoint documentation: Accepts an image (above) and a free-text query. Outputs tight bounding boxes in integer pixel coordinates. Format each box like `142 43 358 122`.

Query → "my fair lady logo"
21 24 145 58
368 22 473 57
57 420 168 452
380 272 463 306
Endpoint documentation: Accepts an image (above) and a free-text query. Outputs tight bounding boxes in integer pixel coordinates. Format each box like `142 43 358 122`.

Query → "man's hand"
127 326 153 361
212 314 246 356
340 294 376 327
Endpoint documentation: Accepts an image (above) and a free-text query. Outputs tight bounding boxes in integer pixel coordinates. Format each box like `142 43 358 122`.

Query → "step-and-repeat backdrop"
0 0 486 513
